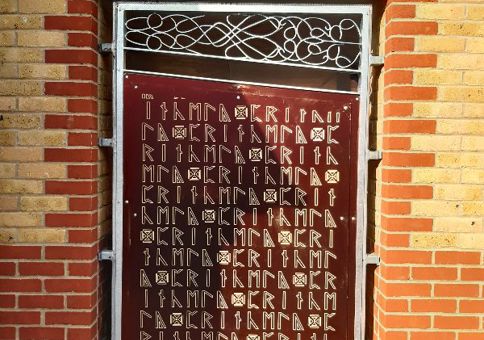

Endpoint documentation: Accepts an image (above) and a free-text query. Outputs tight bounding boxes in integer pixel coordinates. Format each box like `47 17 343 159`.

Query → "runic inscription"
122 74 357 340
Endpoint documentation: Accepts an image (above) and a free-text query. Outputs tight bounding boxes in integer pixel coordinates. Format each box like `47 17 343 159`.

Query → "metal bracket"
367 150 382 161
365 253 381 266
99 42 114 54
98 138 113 148
99 249 114 262
370 55 384 66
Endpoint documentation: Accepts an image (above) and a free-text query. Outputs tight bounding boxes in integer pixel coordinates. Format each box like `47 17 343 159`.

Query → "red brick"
459 334 484 340
384 70 413 84
411 332 455 340
67 293 97 309
384 119 436 134
69 229 98 243
45 114 97 130
385 54 437 69
383 137 411 150
18 295 64 309
435 251 481 265
382 298 408 312
386 4 416 21
386 21 438 36
380 231 410 247
0 262 15 275
45 16 97 34
45 82 97 97
0 295 15 308
383 152 435 167
67 327 96 340
382 185 433 199
0 311 40 324
45 148 98 162
68 164 98 179
46 49 97 65
435 316 479 329
68 132 98 146
461 268 484 281
383 314 430 328
67 99 97 113
70 196 97 211
46 180 97 195
411 299 457 313
45 278 96 293
381 249 432 264
19 262 65 276
69 66 97 81
381 216 433 232
381 169 412 183
0 328 15 340
19 327 64 340
0 246 41 260
68 0 98 16
412 267 458 280
383 283 431 297
381 200 411 215
435 284 479 298
68 33 97 48
69 261 97 276
460 300 484 313
386 37 415 53
46 246 97 260
385 86 437 100
384 103 413 117
46 311 94 326
0 279 41 292
46 213 98 228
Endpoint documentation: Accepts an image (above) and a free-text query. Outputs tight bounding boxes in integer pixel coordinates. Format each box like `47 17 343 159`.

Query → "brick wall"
0 1 110 339
374 1 484 339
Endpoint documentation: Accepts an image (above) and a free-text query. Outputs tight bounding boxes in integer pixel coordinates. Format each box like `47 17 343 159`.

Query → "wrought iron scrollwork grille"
125 12 363 71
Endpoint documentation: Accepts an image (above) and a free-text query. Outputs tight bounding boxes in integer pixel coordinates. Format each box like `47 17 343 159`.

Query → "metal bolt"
343 105 349 111
124 200 129 204
133 213 138 217
339 216 345 221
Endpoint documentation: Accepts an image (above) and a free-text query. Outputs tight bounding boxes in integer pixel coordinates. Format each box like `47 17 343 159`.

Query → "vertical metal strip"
112 3 125 340
355 6 372 340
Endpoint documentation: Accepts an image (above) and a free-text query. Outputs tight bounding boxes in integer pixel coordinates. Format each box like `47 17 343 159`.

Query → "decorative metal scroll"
125 12 362 70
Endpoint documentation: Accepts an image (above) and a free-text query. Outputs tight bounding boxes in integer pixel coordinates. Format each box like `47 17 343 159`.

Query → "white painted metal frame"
111 2 373 340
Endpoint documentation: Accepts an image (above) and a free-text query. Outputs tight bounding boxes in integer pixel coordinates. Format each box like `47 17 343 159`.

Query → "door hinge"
98 138 113 148
99 42 114 54
367 150 382 161
365 253 381 266
370 55 384 66
99 250 114 262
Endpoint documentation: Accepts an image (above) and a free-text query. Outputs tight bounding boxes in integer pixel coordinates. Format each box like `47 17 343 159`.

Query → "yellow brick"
0 114 41 129
20 196 68 212
0 97 16 111
0 163 16 178
0 15 43 30
0 31 15 46
436 120 484 135
441 22 484 37
434 184 482 201
463 71 484 85
412 201 461 217
461 136 484 151
413 168 461 184
0 196 18 211
461 202 484 216
416 36 465 52
467 5 484 20
18 31 66 47
438 54 484 70
19 0 66 14
19 64 67 79
462 169 484 184
0 147 42 162
0 48 43 63
19 97 67 112
0 179 43 194
466 38 484 53
0 228 16 243
18 131 66 146
440 87 484 102
414 70 462 85
0 64 18 78
411 135 461 151
17 228 66 243
416 4 466 20
0 131 16 146
0 212 42 227
463 103 484 118
0 0 17 13
434 217 483 233
410 233 457 249
413 103 462 118
0 80 42 96
455 234 484 250
18 163 66 179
